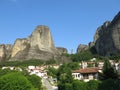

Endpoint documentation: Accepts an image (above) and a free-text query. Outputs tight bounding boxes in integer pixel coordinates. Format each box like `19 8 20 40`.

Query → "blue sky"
0 0 120 53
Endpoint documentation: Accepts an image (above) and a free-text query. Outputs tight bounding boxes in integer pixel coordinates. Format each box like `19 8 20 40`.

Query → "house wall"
72 72 98 82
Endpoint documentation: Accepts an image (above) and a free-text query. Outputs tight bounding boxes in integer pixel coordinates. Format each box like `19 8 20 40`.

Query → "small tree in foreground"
100 59 118 80
0 72 33 90
27 74 42 90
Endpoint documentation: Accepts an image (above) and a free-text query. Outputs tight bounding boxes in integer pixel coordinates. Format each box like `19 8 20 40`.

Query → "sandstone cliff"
0 44 12 61
0 25 68 61
94 12 120 56
10 25 59 61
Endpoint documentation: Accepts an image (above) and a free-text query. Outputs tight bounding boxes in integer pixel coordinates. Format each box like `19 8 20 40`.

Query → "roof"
72 68 99 74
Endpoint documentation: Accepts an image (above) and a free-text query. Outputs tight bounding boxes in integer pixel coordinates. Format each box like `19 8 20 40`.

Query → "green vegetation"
1 47 120 90
67 62 80 70
56 60 120 90
0 59 57 67
99 59 118 80
26 74 42 90
47 62 80 79
57 64 73 90
86 80 101 90
98 79 120 90
45 59 57 65
63 48 107 62
72 80 86 90
0 60 44 67
63 47 118 63
0 72 33 90
0 69 42 90
70 50 93 62
109 54 120 61
47 67 57 78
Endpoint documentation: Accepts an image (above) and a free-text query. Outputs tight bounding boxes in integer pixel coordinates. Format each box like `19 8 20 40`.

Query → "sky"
0 0 120 53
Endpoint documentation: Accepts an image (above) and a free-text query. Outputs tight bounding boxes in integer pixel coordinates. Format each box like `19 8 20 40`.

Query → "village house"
2 66 22 71
72 68 99 82
49 64 60 69
28 66 47 78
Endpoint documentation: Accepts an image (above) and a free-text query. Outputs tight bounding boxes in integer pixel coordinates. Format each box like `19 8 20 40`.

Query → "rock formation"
11 38 30 60
94 12 120 56
29 26 55 52
56 47 68 54
9 25 59 61
0 45 6 61
89 42 95 48
0 44 12 61
0 25 70 61
77 44 89 53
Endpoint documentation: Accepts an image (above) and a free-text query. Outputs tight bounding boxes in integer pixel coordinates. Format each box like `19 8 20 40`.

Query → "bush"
27 74 42 90
47 67 57 78
67 62 80 70
65 83 73 90
86 80 101 90
72 80 86 90
98 79 120 90
0 72 33 90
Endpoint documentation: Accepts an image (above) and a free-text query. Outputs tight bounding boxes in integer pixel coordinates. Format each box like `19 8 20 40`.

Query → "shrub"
27 74 42 90
0 72 33 90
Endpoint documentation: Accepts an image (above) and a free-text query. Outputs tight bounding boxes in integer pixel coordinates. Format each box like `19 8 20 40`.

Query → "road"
42 78 58 90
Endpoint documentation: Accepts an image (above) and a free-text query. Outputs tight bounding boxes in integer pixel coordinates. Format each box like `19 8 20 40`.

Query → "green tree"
0 72 33 90
27 74 42 90
57 64 73 83
67 62 80 70
70 50 93 62
0 68 12 77
100 59 118 80
47 67 57 78
109 54 120 62
57 64 73 90
72 80 86 90
64 83 73 90
86 80 101 90
98 79 120 90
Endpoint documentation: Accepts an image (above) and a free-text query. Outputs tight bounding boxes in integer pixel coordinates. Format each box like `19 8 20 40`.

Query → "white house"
72 68 99 82
28 66 47 78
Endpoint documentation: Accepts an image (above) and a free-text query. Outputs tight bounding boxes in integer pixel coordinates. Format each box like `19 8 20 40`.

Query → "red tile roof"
72 68 99 74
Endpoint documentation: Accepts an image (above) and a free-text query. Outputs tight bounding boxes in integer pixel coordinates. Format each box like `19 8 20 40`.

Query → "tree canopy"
0 72 33 90
100 59 118 80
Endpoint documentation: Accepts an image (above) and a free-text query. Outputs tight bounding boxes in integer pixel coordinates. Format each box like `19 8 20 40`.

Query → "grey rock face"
94 21 111 43
0 44 12 61
89 42 95 48
56 47 68 54
77 44 89 53
0 45 6 61
11 38 30 60
5 44 12 60
29 26 55 52
94 12 120 56
10 25 59 61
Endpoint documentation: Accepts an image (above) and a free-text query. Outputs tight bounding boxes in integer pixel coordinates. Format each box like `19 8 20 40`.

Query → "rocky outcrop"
94 21 111 43
11 38 30 60
0 44 12 61
29 26 55 52
10 25 59 61
5 44 12 59
77 44 89 53
0 45 6 61
94 12 120 56
56 47 68 54
89 42 95 48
